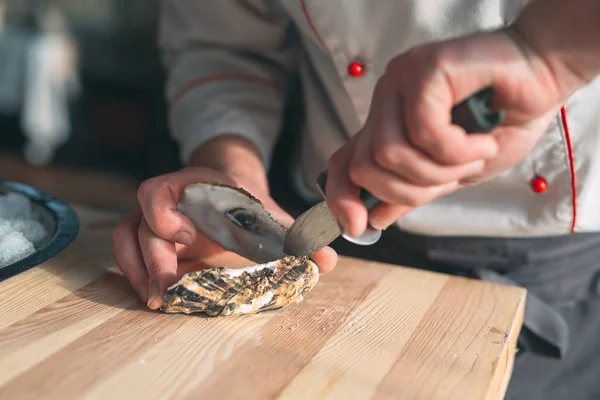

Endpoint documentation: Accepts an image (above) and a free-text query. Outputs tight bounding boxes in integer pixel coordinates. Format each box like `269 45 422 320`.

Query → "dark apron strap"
473 268 569 358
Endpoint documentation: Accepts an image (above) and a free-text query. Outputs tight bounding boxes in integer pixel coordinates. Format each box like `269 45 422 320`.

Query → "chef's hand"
325 24 581 238
112 136 338 309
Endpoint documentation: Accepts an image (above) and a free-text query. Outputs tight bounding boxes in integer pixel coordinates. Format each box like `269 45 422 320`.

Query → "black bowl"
0 181 79 282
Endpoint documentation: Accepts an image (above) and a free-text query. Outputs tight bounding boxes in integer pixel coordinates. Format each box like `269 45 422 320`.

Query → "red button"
530 176 547 193
347 61 365 77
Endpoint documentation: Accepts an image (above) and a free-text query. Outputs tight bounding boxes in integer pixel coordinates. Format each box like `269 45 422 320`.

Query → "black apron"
330 228 600 400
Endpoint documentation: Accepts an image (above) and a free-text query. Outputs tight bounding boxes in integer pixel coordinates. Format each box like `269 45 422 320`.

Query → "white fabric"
159 0 600 237
21 32 78 166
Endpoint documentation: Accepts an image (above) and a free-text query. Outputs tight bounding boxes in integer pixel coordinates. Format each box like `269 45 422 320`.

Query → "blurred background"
0 0 177 178
0 0 303 211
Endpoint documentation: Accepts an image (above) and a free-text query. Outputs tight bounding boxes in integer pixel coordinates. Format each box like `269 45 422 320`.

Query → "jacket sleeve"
158 0 298 167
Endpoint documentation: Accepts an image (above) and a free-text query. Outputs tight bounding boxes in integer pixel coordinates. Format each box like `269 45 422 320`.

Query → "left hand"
325 28 563 238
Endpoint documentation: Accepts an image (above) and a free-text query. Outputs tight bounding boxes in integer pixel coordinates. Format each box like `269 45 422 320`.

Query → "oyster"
175 182 287 263
161 256 318 316
160 182 320 316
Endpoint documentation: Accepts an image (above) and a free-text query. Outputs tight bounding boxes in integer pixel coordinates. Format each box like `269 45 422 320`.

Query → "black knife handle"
358 86 505 211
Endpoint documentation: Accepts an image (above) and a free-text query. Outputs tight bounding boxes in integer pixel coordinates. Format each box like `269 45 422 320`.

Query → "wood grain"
0 274 136 386
0 207 526 400
277 268 449 400
0 208 122 331
373 278 524 400
185 263 390 400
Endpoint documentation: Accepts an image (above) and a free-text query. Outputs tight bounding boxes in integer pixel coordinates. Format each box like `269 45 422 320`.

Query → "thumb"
262 198 295 229
261 195 339 272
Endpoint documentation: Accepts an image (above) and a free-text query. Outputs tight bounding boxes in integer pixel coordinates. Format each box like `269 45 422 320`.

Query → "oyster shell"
176 182 287 263
161 256 318 316
161 182 320 316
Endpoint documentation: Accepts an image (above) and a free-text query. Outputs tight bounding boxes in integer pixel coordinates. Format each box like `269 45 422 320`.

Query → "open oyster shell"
160 182 319 316
175 182 287 263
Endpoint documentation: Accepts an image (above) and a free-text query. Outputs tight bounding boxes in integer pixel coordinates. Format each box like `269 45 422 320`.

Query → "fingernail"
370 217 398 230
466 160 486 175
174 231 192 246
369 220 387 230
146 285 163 310
485 145 499 159
442 181 460 191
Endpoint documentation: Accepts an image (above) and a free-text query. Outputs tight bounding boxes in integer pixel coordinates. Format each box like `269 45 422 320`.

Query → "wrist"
512 0 600 98
189 135 269 192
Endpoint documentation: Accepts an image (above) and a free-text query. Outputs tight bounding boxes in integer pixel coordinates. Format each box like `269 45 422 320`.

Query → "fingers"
405 102 499 165
383 47 499 166
259 191 340 272
372 141 486 186
366 81 487 186
325 134 369 238
138 217 179 310
350 158 459 209
137 167 237 247
322 77 395 237
310 246 338 273
405 74 499 164
368 183 458 229
112 208 149 302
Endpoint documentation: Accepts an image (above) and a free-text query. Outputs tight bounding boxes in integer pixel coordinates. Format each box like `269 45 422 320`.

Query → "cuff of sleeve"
168 81 283 169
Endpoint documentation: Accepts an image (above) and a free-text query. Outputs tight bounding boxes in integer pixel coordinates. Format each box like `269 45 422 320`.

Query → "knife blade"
282 87 504 257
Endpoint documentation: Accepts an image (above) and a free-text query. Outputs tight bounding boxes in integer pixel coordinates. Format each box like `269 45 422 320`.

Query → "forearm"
189 135 270 192
514 0 600 97
160 0 298 169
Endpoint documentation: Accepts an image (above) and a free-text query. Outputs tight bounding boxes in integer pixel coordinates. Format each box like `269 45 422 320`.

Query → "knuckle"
151 215 169 237
404 192 423 207
373 143 400 170
406 107 435 148
412 167 445 185
348 163 367 187
435 145 462 164
394 186 424 207
410 127 454 163
137 178 158 203
421 42 453 74
431 49 451 71
138 177 171 206
406 127 432 149
146 261 164 280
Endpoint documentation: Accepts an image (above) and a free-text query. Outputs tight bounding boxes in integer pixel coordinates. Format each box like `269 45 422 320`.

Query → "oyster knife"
283 87 504 257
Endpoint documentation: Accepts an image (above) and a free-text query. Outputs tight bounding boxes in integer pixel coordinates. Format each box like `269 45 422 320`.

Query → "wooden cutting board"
0 206 525 400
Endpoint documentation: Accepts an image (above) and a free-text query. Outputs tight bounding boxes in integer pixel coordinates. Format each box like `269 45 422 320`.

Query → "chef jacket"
158 0 600 238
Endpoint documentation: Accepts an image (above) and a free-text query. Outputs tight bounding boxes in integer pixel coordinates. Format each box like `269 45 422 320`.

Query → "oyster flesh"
160 182 320 316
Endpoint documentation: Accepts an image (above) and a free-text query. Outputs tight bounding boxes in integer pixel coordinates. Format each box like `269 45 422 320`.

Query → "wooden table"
0 206 526 400
0 153 140 208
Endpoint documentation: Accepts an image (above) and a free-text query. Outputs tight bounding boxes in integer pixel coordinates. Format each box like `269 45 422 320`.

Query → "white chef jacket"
158 0 600 238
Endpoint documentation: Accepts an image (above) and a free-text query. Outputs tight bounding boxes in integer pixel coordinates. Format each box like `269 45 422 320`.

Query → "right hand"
112 141 338 310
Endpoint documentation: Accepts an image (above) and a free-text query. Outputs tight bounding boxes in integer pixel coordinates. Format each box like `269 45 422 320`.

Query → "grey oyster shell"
161 182 320 316
176 182 287 263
